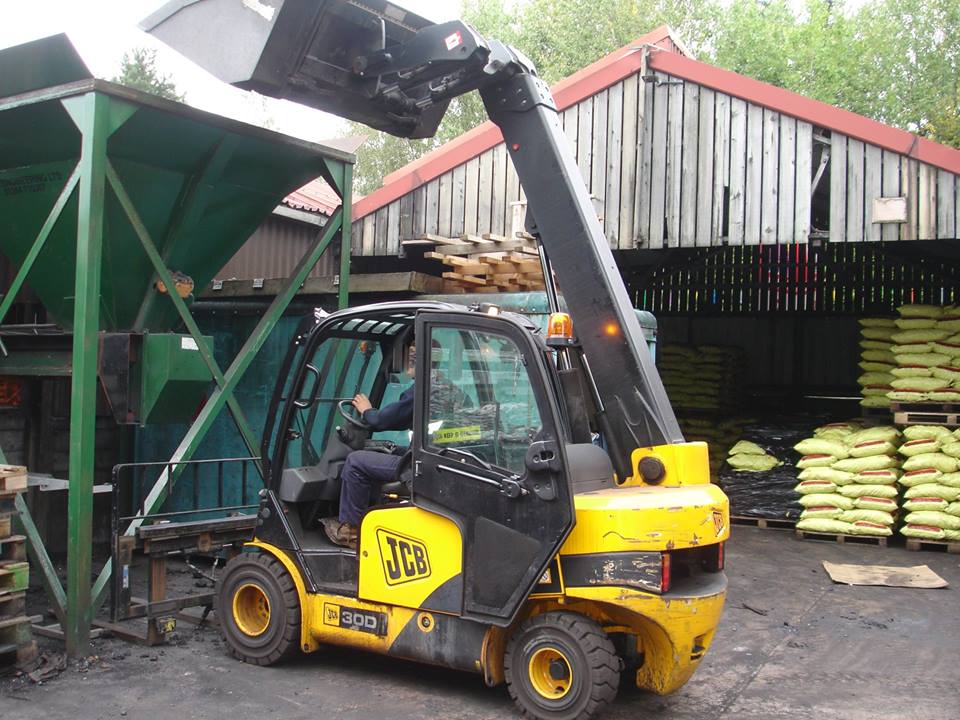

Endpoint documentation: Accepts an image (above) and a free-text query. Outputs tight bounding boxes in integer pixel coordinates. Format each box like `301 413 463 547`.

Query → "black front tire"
505 612 620 720
216 551 301 665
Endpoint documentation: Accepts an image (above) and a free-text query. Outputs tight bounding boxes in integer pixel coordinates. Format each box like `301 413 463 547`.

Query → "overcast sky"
1 0 462 143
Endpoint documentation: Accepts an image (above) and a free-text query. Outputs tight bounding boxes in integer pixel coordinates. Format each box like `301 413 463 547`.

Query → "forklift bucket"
142 0 451 138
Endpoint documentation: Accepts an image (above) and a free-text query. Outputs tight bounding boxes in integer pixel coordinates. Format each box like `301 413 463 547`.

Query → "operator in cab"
321 341 417 549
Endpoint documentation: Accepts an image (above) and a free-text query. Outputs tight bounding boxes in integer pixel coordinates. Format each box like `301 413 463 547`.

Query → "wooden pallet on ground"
891 402 960 427
795 530 888 547
904 538 960 554
0 515 10 540
0 615 37 670
732 516 796 530
403 232 549 293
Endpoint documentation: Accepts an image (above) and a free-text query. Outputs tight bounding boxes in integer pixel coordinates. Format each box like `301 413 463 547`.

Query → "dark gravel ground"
2 526 959 720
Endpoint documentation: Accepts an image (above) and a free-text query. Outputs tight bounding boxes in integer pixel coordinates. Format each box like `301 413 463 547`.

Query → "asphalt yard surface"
3 526 959 720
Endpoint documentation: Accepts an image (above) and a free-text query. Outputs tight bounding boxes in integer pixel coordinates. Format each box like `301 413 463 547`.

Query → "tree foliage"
347 0 960 195
112 48 184 102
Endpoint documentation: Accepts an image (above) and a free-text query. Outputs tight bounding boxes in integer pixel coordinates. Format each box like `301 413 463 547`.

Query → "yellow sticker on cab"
432 425 482 444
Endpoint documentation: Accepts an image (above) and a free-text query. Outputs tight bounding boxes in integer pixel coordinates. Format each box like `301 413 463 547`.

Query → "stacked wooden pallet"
402 233 547 294
0 465 35 671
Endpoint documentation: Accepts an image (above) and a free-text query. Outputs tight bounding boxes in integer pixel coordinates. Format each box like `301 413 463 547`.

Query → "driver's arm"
355 386 415 431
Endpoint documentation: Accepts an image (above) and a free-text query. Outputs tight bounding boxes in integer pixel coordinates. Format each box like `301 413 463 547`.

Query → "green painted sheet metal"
0 37 351 333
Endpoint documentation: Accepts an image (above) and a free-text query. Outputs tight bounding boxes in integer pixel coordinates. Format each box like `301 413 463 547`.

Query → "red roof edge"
353 26 682 221
648 49 960 177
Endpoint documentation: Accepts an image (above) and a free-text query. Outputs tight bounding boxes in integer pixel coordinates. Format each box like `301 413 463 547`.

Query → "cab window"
425 327 542 474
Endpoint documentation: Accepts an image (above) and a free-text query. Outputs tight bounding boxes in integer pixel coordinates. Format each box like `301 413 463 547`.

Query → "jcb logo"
377 529 431 585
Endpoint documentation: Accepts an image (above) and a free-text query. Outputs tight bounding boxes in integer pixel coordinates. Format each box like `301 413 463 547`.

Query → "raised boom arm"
143 0 684 479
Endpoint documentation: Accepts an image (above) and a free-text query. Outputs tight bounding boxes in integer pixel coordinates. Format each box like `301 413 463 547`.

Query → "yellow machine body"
244 442 728 695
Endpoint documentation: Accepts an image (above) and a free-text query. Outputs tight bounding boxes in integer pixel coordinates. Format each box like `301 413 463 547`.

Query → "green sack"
846 426 901 445
904 483 960 501
839 509 896 525
798 467 856 485
941 440 960 458
931 341 960 357
854 469 900 485
861 327 897 341
945 502 960 518
859 362 896 373
815 422 859 436
899 468 943 486
943 528 960 541
860 396 891 408
935 318 960 332
862 387 892 397
892 343 934 354
727 440 766 456
798 493 854 510
727 454 781 471
897 304 944 319
896 353 951 367
858 372 895 387
895 318 937 330
854 496 899 512
903 498 949 512
860 351 896 364
938 472 960 489
859 318 897 328
904 510 960 530
901 524 945 540
927 391 960 402
800 507 843 520
891 367 933 378
902 453 959 473
793 438 849 458
838 484 898 499
899 437 942 457
892 329 950 344
833 455 898 473
848 440 898 458
860 340 894 350
890 376 950 391
796 454 839 469
850 521 893 537
795 480 838 495
888 391 929 402
796 518 856 534
904 425 952 440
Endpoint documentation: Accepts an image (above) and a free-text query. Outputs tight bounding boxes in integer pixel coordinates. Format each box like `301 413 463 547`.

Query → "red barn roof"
283 177 341 216
352 26 960 222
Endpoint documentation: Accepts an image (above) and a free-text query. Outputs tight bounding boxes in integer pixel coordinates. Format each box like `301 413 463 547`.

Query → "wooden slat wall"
354 67 959 253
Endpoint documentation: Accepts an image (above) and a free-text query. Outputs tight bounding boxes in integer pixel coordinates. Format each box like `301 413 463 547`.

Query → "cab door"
412 311 574 626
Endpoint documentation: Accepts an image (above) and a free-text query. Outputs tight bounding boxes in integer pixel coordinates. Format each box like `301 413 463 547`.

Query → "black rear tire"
216 550 301 665
504 612 620 720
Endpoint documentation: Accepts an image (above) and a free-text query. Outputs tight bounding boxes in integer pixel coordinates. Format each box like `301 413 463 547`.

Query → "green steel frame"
0 84 353 655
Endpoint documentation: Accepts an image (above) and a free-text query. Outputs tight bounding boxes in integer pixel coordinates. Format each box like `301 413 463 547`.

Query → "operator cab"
257 301 613 619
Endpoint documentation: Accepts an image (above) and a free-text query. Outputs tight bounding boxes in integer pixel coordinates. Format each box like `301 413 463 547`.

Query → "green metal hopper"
0 33 355 656
0 34 351 332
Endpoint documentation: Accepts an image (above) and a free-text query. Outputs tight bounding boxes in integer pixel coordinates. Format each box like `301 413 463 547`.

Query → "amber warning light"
547 312 573 340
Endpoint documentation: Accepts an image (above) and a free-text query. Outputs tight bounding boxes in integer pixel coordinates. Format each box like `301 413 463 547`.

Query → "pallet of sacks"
794 423 901 539
858 318 896 410
882 305 960 406
657 345 744 415
895 425 960 545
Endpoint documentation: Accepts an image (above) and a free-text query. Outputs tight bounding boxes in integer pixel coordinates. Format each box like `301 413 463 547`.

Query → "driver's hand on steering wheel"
352 393 373 415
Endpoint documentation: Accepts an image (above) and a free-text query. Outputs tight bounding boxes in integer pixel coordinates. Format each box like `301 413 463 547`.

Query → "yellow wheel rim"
232 583 271 637
528 647 572 700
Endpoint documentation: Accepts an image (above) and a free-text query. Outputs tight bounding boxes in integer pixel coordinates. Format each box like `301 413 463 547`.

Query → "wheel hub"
528 647 572 700
233 582 271 637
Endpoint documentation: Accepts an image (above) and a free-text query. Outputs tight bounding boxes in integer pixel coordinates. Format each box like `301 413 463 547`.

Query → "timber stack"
0 464 35 672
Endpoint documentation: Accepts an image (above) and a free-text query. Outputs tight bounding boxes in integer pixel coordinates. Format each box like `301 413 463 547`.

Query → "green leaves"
111 48 184 102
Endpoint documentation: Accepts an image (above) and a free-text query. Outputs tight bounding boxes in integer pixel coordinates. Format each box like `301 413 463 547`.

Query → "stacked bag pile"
725 440 782 472
897 425 960 543
681 417 747 480
859 318 896 409
658 344 745 414
794 423 902 538
886 305 960 404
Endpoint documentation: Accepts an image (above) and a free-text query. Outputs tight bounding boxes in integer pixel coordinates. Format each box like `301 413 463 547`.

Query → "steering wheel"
337 399 371 429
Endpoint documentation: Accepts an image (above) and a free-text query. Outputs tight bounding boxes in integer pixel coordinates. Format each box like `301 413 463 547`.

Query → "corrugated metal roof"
283 177 342 216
